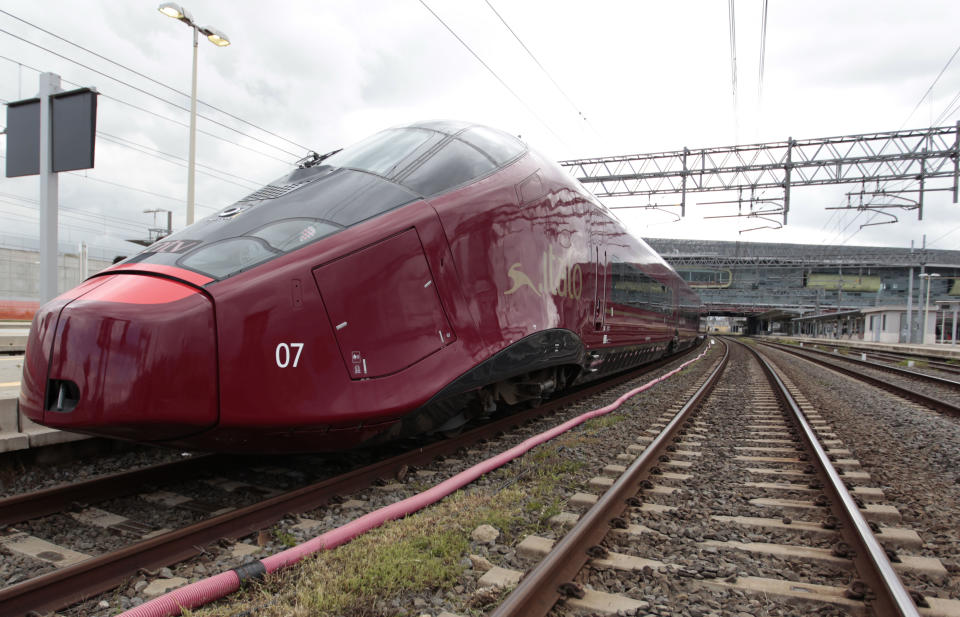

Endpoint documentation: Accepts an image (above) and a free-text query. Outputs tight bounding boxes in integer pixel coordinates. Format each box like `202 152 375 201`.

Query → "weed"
898 358 928 368
273 527 298 548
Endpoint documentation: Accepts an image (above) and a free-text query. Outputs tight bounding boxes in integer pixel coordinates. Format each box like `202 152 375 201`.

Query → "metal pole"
783 138 793 225
952 305 957 346
79 241 88 282
187 25 199 226
906 267 914 343
923 277 931 345
837 265 842 308
918 150 925 221
953 120 959 204
933 306 947 345
681 147 688 217
38 72 62 303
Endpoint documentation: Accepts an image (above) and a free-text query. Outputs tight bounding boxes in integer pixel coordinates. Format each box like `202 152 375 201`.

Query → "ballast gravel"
760 342 960 601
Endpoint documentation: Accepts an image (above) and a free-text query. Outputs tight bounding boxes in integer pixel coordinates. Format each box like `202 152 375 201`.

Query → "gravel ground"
0 445 188 498
64 336 951 617
783 341 960 382
759 343 960 601
69 343 721 617
546 342 857 617
769 343 960 407
0 545 56 587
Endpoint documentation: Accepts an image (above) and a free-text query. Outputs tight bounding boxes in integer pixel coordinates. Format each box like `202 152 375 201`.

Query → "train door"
594 246 607 331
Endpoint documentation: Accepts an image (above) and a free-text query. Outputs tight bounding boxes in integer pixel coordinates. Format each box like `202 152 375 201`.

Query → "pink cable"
119 346 709 617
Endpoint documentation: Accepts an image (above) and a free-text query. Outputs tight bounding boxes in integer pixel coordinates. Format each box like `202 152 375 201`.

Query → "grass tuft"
193 409 632 616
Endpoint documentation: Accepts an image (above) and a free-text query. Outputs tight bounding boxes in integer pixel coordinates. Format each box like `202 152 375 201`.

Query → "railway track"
759 340 960 417
0 343 706 617
486 338 960 617
800 341 960 378
859 351 960 378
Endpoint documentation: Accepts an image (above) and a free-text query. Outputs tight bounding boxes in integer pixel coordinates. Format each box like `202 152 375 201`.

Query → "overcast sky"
2 0 960 256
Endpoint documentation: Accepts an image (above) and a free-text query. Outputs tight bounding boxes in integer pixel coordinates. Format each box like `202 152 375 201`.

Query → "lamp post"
158 2 230 226
920 272 941 344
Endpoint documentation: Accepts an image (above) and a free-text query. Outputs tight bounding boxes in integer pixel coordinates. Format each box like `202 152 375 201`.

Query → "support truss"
560 123 960 224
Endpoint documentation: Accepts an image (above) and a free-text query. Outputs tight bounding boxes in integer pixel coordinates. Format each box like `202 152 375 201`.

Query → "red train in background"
19 121 702 453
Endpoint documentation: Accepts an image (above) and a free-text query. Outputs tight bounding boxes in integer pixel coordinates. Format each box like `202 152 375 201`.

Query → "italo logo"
143 239 202 254
505 245 583 300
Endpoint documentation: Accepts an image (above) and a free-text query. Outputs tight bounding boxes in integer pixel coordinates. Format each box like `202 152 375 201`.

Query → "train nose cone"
21 273 218 442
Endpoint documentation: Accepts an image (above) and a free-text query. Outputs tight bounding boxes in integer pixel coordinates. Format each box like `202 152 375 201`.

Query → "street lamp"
158 2 230 226
920 272 941 344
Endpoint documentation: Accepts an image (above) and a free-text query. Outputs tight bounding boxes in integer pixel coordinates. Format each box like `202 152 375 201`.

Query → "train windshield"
179 218 340 278
324 128 444 178
324 124 526 196
127 122 527 282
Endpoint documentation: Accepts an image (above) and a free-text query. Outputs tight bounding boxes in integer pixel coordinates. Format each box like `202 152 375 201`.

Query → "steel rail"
761 340 960 388
0 455 219 527
761 341 960 417
865 353 960 376
489 340 728 617
742 340 921 617
793 344 960 377
0 341 705 617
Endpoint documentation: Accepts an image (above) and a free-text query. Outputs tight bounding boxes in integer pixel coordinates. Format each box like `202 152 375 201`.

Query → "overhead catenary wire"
0 201 145 238
63 171 219 212
727 0 739 140
835 42 960 246
416 0 568 146
0 98 269 207
0 190 153 230
934 89 960 125
0 196 145 232
0 193 155 239
823 41 960 245
0 59 295 165
97 92 296 165
0 28 303 158
758 0 768 101
928 220 960 248
0 9 313 153
96 131 265 190
481 0 600 136
900 41 960 130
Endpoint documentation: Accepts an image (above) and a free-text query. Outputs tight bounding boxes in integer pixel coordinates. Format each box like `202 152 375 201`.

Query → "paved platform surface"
0 344 88 453
0 356 23 397
0 327 28 354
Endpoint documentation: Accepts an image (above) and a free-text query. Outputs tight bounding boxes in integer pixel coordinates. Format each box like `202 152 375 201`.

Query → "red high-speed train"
20 121 702 453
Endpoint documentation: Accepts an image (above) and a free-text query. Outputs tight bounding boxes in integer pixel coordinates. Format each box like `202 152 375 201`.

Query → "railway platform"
0 390 88 454
0 321 28 354
0 322 87 453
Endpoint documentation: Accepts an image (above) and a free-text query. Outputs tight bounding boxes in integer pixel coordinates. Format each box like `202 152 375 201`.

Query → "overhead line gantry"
560 123 960 226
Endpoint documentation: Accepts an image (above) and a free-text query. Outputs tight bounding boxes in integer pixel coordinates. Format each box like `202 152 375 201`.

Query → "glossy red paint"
20 277 110 423
20 273 218 441
105 262 213 287
169 202 478 452
20 123 700 453
76 273 199 305
313 228 456 379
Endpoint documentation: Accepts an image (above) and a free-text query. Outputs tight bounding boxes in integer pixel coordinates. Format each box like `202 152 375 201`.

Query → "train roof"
118 122 529 281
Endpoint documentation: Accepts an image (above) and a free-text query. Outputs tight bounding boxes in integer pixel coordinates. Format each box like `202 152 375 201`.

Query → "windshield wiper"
296 148 343 169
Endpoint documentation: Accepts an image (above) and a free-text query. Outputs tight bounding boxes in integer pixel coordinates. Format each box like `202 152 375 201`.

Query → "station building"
1 234 959 346
646 238 960 345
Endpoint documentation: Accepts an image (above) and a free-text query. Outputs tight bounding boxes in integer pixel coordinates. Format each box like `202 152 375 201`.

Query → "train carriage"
20 121 701 453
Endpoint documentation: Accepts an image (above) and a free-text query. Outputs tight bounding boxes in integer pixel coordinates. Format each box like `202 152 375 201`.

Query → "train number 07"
275 342 304 368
